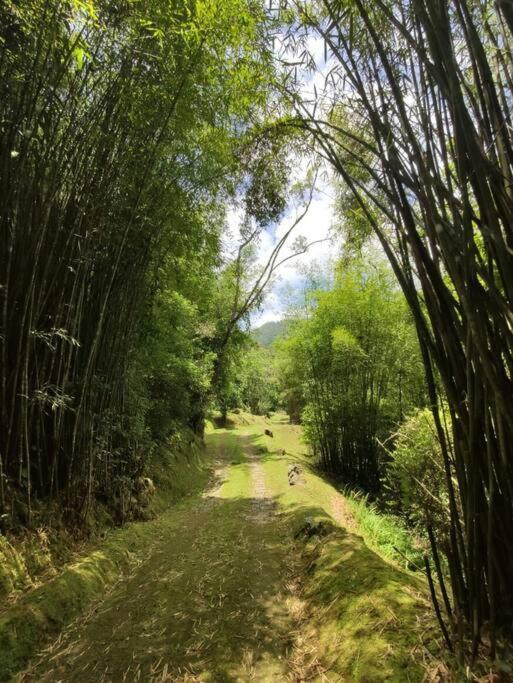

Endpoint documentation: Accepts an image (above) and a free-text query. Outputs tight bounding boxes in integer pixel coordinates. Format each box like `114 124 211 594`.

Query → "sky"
252 187 338 326
224 176 340 327
225 29 341 328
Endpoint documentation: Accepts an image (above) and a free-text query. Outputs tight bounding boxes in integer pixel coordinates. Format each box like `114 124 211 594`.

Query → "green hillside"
251 320 286 347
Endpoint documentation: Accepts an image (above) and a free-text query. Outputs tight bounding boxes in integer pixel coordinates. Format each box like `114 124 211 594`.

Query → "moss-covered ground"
228 413 440 682
0 440 211 681
3 413 440 682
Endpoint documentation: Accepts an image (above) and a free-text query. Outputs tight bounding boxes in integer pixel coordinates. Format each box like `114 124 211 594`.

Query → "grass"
229 410 438 681
3 411 441 682
205 427 252 500
298 533 429 682
149 432 212 511
0 433 213 681
0 537 32 600
0 515 160 679
14 423 295 682
343 491 425 570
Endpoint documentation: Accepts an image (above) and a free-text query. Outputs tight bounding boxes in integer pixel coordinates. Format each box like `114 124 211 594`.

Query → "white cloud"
222 204 245 260
251 183 340 327
253 289 283 325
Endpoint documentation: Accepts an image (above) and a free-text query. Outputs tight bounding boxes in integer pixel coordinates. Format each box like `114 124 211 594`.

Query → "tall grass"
344 488 425 571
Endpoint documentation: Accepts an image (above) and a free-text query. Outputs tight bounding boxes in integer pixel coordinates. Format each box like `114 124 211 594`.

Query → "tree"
0 0 279 520
209 166 326 423
277 256 425 491
281 0 513 656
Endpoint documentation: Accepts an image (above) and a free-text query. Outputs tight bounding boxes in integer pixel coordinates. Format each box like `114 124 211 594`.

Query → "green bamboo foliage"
0 0 272 520
290 0 513 657
277 260 425 491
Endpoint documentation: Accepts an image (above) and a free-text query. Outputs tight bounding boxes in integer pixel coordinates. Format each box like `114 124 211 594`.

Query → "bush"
386 408 451 542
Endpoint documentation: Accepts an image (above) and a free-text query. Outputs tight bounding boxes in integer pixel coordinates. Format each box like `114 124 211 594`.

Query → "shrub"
387 408 452 542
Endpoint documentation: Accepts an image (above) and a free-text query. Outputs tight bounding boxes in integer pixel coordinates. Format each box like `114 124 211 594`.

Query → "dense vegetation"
0 0 291 524
272 0 513 661
276 258 426 491
3 0 513 672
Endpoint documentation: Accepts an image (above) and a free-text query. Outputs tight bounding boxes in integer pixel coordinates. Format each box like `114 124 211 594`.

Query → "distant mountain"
251 320 287 347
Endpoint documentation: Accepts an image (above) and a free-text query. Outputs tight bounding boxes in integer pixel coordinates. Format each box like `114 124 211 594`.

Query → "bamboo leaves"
288 0 513 658
278 257 425 491
0 0 277 522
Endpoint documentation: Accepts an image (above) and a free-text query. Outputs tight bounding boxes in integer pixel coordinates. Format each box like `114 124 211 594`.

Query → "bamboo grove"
280 0 513 660
276 260 426 492
4 0 513 668
0 0 280 521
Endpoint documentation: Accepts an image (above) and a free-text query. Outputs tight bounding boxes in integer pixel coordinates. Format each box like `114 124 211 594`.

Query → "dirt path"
14 417 434 682
17 434 295 682
247 446 270 521
330 491 356 532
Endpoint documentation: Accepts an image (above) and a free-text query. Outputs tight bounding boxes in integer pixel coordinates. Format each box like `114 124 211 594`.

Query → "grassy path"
14 415 436 682
16 428 296 682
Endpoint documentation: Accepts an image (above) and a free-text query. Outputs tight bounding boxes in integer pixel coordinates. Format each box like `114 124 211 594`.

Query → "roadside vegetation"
2 0 513 679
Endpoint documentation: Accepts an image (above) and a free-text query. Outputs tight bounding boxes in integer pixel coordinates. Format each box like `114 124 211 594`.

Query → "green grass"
297 531 428 682
0 516 160 679
150 432 212 512
14 424 295 682
3 412 440 682
235 410 424 569
229 411 435 681
204 427 251 499
0 434 213 682
343 491 425 570
0 537 32 600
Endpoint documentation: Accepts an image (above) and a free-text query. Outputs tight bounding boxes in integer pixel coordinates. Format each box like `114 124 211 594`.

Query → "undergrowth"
343 490 426 571
0 432 211 681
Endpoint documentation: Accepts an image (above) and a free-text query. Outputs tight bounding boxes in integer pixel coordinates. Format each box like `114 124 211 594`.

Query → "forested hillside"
2 0 513 680
251 320 287 347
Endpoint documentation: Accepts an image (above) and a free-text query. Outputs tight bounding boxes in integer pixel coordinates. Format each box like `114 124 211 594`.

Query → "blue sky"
224 181 339 327
223 31 341 327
